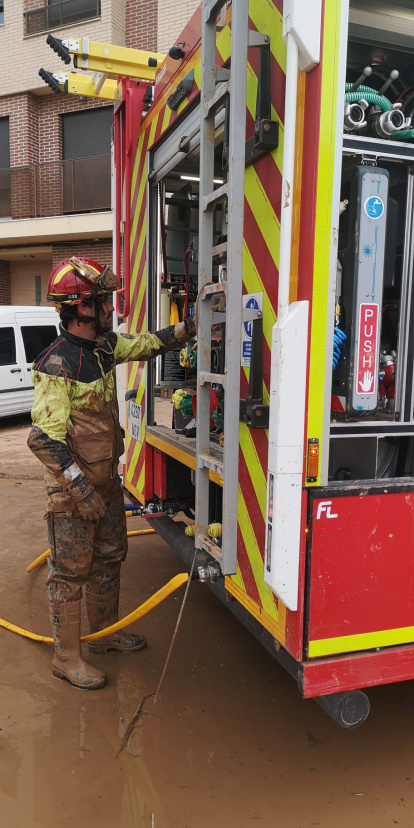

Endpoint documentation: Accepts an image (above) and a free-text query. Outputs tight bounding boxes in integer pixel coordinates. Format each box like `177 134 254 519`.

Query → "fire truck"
40 0 414 727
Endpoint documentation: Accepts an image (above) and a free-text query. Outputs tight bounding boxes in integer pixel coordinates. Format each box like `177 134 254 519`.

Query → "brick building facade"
0 0 198 306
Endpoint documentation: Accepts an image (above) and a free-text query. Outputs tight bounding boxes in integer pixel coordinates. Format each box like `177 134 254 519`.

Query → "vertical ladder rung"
199 453 223 475
201 282 227 297
199 371 226 387
196 0 249 576
203 79 231 117
204 0 226 23
197 533 223 561
212 241 227 258
202 182 228 211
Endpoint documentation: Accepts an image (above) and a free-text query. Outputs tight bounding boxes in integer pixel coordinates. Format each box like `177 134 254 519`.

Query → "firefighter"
28 256 197 690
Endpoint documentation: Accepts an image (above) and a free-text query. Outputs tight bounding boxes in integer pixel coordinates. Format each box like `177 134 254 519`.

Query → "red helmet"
47 257 118 305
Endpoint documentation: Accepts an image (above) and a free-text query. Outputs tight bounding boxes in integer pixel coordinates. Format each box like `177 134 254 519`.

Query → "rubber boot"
49 599 106 690
86 574 146 655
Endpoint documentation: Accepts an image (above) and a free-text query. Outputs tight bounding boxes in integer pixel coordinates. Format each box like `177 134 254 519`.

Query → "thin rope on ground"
117 693 155 757
116 551 197 756
153 549 197 705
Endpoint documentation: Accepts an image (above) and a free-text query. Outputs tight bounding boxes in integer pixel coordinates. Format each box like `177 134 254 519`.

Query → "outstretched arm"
114 317 196 364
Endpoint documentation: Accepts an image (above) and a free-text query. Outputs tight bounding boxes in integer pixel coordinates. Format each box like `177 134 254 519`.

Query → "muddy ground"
1 415 414 828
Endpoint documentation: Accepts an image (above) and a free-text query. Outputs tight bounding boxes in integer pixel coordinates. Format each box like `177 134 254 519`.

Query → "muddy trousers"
47 495 128 645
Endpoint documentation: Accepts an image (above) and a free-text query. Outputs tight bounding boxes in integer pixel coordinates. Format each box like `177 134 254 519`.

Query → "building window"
61 107 112 213
0 3 4 26
23 0 101 35
24 0 100 36
0 117 10 218
34 275 42 307
0 118 10 169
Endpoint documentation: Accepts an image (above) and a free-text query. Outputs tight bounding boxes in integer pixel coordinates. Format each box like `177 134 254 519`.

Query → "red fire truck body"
44 0 414 725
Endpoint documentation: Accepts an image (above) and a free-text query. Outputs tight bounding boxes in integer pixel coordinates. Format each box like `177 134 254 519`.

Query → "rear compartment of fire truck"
331 0 414 480
146 3 414 510
306 0 414 707
145 115 225 534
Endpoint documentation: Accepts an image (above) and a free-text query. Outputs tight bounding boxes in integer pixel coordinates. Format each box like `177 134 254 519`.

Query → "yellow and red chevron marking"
124 0 290 643
124 127 152 500
223 0 288 643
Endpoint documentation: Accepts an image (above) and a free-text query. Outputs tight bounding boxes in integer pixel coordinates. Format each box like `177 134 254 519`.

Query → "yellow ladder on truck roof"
46 34 164 81
38 69 117 100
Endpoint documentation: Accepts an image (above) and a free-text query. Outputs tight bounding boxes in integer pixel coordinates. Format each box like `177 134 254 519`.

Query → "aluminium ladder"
195 0 249 574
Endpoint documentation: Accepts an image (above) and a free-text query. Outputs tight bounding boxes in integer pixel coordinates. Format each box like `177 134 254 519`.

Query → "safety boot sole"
88 633 147 655
52 666 107 690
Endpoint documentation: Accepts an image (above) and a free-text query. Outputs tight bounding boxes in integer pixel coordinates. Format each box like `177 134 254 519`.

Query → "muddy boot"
49 599 106 690
86 574 146 655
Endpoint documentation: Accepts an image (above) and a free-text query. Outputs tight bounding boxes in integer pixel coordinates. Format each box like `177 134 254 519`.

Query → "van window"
0 328 16 365
21 326 57 363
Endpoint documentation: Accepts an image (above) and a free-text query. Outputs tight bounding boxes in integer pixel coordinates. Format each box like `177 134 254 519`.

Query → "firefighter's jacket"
28 325 173 514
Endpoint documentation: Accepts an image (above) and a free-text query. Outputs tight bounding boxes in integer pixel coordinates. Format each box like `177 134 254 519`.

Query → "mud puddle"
1 466 414 827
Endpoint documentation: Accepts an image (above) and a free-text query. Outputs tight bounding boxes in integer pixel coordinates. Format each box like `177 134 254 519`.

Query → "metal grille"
0 156 111 219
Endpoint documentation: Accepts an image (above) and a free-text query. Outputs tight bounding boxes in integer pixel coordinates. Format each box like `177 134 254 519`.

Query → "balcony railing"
0 156 111 220
24 0 100 36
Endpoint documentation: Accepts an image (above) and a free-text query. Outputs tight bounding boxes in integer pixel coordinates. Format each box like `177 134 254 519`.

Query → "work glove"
66 473 107 521
186 289 199 337
171 315 197 346
173 290 202 343
332 327 347 370
161 287 219 350
75 489 107 522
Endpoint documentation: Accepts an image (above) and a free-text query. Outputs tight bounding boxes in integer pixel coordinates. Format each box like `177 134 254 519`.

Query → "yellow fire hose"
0 525 188 644
0 572 189 644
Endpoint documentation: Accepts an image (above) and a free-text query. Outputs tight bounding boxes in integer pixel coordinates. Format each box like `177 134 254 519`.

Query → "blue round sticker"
364 195 384 220
243 296 259 338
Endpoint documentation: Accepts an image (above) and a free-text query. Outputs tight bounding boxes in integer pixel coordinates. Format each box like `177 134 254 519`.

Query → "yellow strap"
169 300 179 325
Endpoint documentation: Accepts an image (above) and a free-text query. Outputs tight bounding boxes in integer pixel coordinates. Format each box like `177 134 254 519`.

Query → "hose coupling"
197 561 222 583
369 104 411 139
344 100 368 133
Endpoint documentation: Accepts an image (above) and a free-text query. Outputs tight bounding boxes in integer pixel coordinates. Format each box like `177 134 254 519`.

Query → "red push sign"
355 303 379 396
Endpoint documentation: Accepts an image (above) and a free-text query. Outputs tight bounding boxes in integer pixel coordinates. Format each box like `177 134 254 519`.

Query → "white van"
0 306 60 417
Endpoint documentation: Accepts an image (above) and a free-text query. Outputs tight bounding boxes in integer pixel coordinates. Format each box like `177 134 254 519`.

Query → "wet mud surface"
1 418 414 827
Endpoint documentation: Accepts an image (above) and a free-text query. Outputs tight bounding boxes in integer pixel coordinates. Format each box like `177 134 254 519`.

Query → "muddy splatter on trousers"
46 495 127 631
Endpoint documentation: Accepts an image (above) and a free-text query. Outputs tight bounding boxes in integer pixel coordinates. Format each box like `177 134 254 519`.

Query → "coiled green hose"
345 89 392 112
345 83 387 94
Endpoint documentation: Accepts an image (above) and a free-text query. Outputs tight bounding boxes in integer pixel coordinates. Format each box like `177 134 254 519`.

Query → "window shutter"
62 107 113 160
0 118 10 169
